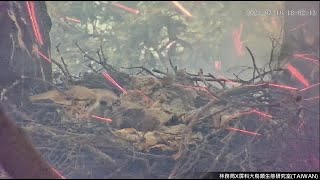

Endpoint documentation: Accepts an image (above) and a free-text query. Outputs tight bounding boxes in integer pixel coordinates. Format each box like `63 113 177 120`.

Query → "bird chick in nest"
131 75 162 95
29 86 118 120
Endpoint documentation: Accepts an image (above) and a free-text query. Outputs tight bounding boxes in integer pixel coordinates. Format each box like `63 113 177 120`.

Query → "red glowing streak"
26 1 43 45
64 16 81 23
102 72 127 94
214 60 222 71
232 23 245 57
202 86 219 100
268 83 298 90
111 2 139 14
26 2 38 42
223 110 253 122
286 63 310 87
293 54 320 66
91 115 112 122
51 168 66 179
33 47 52 63
299 83 320 92
243 84 262 87
138 90 154 103
251 109 272 119
271 17 278 30
289 20 310 32
303 96 320 101
227 127 261 136
244 83 298 90
224 109 272 124
172 1 193 17
217 75 241 86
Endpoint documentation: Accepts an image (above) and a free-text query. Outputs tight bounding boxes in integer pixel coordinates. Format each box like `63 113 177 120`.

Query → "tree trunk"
0 2 63 178
0 106 63 179
277 1 319 86
276 1 319 172
0 1 52 88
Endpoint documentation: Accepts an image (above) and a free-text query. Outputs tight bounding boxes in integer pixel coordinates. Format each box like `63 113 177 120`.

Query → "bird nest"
0 45 318 179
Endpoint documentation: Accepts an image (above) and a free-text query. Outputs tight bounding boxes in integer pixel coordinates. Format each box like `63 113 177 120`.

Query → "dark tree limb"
121 66 157 77
245 46 261 82
54 43 74 83
0 106 64 179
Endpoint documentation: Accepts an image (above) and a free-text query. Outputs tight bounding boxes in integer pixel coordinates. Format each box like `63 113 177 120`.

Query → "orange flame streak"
102 72 127 94
293 54 320 66
172 1 192 17
91 115 112 122
51 168 66 179
286 63 310 87
111 2 139 14
33 47 52 63
26 1 43 45
303 96 320 101
64 16 81 23
227 127 261 136
299 83 320 92
232 23 245 57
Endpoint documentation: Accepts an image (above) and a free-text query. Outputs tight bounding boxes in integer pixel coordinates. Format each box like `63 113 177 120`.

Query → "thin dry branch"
245 46 261 82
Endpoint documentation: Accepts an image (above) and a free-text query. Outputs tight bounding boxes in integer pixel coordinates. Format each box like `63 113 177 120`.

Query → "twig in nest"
121 66 156 77
198 69 219 99
1 80 20 101
98 45 117 72
75 42 115 73
75 42 96 62
184 98 220 139
233 72 250 84
100 44 107 64
50 58 68 78
234 66 253 78
245 46 261 82
188 72 247 84
208 73 226 89
268 35 280 74
55 43 74 83
168 58 177 74
152 69 167 75
85 63 102 73
247 68 285 83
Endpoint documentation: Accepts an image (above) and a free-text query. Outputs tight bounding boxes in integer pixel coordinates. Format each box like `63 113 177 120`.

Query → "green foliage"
47 1 283 75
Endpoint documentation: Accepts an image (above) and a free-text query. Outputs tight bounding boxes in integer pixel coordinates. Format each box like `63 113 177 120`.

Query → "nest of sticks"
0 43 318 179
